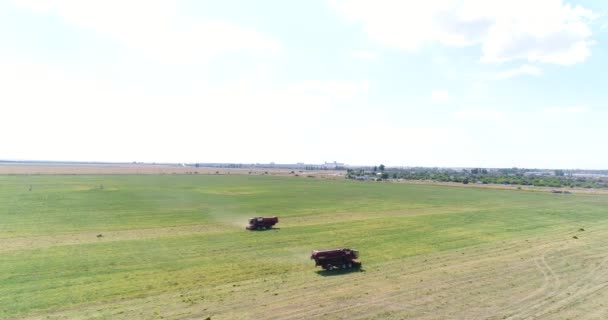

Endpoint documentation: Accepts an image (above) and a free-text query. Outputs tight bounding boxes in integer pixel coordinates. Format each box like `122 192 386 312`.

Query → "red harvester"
246 216 279 230
311 248 362 270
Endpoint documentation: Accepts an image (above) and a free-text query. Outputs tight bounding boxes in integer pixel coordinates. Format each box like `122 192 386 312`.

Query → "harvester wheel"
348 263 352 268
342 264 347 269
325 264 332 270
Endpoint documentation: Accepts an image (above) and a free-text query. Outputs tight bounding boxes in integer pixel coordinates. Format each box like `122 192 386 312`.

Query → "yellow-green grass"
1 175 608 319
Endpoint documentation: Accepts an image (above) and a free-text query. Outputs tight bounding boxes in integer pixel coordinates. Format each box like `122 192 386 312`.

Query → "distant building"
524 171 551 176
323 161 345 168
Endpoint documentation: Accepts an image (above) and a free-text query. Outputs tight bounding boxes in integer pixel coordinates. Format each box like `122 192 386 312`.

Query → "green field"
2 175 608 319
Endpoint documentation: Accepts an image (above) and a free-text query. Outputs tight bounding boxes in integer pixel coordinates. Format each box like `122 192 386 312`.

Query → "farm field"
0 164 342 177
2 174 608 319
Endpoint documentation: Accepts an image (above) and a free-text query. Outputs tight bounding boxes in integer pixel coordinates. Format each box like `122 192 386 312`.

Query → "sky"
1 0 607 169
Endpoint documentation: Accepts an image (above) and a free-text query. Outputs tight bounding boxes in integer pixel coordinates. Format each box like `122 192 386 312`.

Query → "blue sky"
1 0 607 168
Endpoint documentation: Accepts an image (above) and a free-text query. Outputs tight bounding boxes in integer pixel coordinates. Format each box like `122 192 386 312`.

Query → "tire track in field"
18 229 571 320
499 245 564 320
252 237 516 317
360 245 562 320
280 227 593 320
477 245 558 320
292 230 608 319
189 223 574 319
278 240 559 320
581 295 608 320
373 241 604 320
322 267 517 320
264 261 502 319
517 256 608 319
272 249 517 319
11 226 594 320
504 230 608 319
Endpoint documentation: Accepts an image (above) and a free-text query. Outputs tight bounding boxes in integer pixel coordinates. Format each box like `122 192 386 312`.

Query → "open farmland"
2 175 608 319
0 163 342 177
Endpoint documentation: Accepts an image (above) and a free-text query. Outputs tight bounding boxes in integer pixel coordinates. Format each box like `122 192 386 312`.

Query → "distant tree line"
346 166 608 189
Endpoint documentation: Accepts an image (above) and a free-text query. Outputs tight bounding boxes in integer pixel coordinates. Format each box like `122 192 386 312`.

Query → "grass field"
2 174 608 319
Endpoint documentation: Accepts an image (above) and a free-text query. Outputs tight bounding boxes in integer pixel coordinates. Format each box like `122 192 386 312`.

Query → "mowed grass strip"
1 175 607 318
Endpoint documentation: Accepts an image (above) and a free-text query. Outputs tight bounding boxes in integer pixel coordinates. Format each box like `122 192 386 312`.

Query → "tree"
381 172 389 179
373 166 378 172
379 164 385 171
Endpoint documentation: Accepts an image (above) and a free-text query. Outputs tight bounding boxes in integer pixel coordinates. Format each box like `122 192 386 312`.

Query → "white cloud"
431 90 451 103
472 82 488 90
329 0 452 51
479 1 596 65
543 106 587 114
451 105 585 123
330 0 596 65
296 80 369 102
351 50 378 61
489 64 543 80
0 57 369 162
13 0 281 65
432 56 449 64
453 109 506 121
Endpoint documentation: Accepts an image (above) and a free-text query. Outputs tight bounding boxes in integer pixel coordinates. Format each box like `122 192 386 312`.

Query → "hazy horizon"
2 157 607 171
